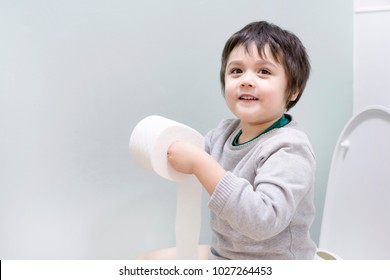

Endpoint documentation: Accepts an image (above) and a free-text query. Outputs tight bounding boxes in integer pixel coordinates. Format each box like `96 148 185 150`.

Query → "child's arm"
167 140 226 195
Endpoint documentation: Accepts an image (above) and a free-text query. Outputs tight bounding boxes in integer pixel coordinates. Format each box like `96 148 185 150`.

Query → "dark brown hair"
220 21 310 111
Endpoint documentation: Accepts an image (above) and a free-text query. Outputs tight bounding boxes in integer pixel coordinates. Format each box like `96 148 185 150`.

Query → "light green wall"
0 0 353 258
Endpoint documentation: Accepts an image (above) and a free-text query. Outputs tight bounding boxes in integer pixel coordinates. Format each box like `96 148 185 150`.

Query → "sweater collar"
233 114 291 146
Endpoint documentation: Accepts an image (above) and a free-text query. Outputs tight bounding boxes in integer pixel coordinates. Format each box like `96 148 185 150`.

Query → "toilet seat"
318 105 390 259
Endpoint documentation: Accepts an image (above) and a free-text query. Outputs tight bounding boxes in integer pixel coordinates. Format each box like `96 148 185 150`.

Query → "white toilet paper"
129 115 204 259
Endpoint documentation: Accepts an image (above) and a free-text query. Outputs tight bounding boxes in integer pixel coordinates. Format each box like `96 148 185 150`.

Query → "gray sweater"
205 116 317 259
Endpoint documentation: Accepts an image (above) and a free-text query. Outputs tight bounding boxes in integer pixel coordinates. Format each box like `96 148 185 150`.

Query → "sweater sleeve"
208 133 316 241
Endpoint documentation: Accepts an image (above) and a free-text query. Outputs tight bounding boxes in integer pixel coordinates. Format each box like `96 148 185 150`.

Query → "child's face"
224 43 293 130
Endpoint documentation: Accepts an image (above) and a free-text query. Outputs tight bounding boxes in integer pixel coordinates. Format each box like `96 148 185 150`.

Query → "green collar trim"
233 114 291 146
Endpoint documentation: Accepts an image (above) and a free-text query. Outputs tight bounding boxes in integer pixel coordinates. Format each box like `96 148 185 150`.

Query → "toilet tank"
354 0 390 112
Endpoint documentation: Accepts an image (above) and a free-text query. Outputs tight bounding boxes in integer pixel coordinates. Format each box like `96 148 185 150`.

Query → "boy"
167 21 317 259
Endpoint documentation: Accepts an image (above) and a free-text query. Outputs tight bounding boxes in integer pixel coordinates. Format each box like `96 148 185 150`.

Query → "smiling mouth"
239 95 258 101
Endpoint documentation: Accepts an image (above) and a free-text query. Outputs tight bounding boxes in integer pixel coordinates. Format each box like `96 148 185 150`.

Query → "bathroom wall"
0 0 353 259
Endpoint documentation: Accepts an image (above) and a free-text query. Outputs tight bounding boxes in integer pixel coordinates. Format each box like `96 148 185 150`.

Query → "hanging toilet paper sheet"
129 115 204 259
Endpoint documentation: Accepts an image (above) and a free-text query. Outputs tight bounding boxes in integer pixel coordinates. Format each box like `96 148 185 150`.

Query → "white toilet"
316 105 390 259
316 1 390 260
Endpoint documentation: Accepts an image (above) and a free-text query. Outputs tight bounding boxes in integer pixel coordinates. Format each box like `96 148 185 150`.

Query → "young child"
167 21 317 260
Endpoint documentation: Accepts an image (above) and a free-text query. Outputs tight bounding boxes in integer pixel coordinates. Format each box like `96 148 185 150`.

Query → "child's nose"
240 72 256 88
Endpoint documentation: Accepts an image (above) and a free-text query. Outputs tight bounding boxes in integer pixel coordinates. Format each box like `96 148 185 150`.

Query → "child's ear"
289 89 300 102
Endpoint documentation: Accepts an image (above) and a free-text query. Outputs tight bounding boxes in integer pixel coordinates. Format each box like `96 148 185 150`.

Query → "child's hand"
167 140 226 195
167 140 204 174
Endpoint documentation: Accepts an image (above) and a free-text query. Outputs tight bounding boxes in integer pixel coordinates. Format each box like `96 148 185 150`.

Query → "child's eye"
259 69 271 75
230 68 243 74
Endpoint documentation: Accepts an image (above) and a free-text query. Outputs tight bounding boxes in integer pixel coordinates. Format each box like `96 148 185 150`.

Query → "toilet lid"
319 105 390 259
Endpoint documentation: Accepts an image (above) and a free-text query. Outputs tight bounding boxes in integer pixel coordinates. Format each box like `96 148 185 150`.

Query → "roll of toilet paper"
129 115 203 259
